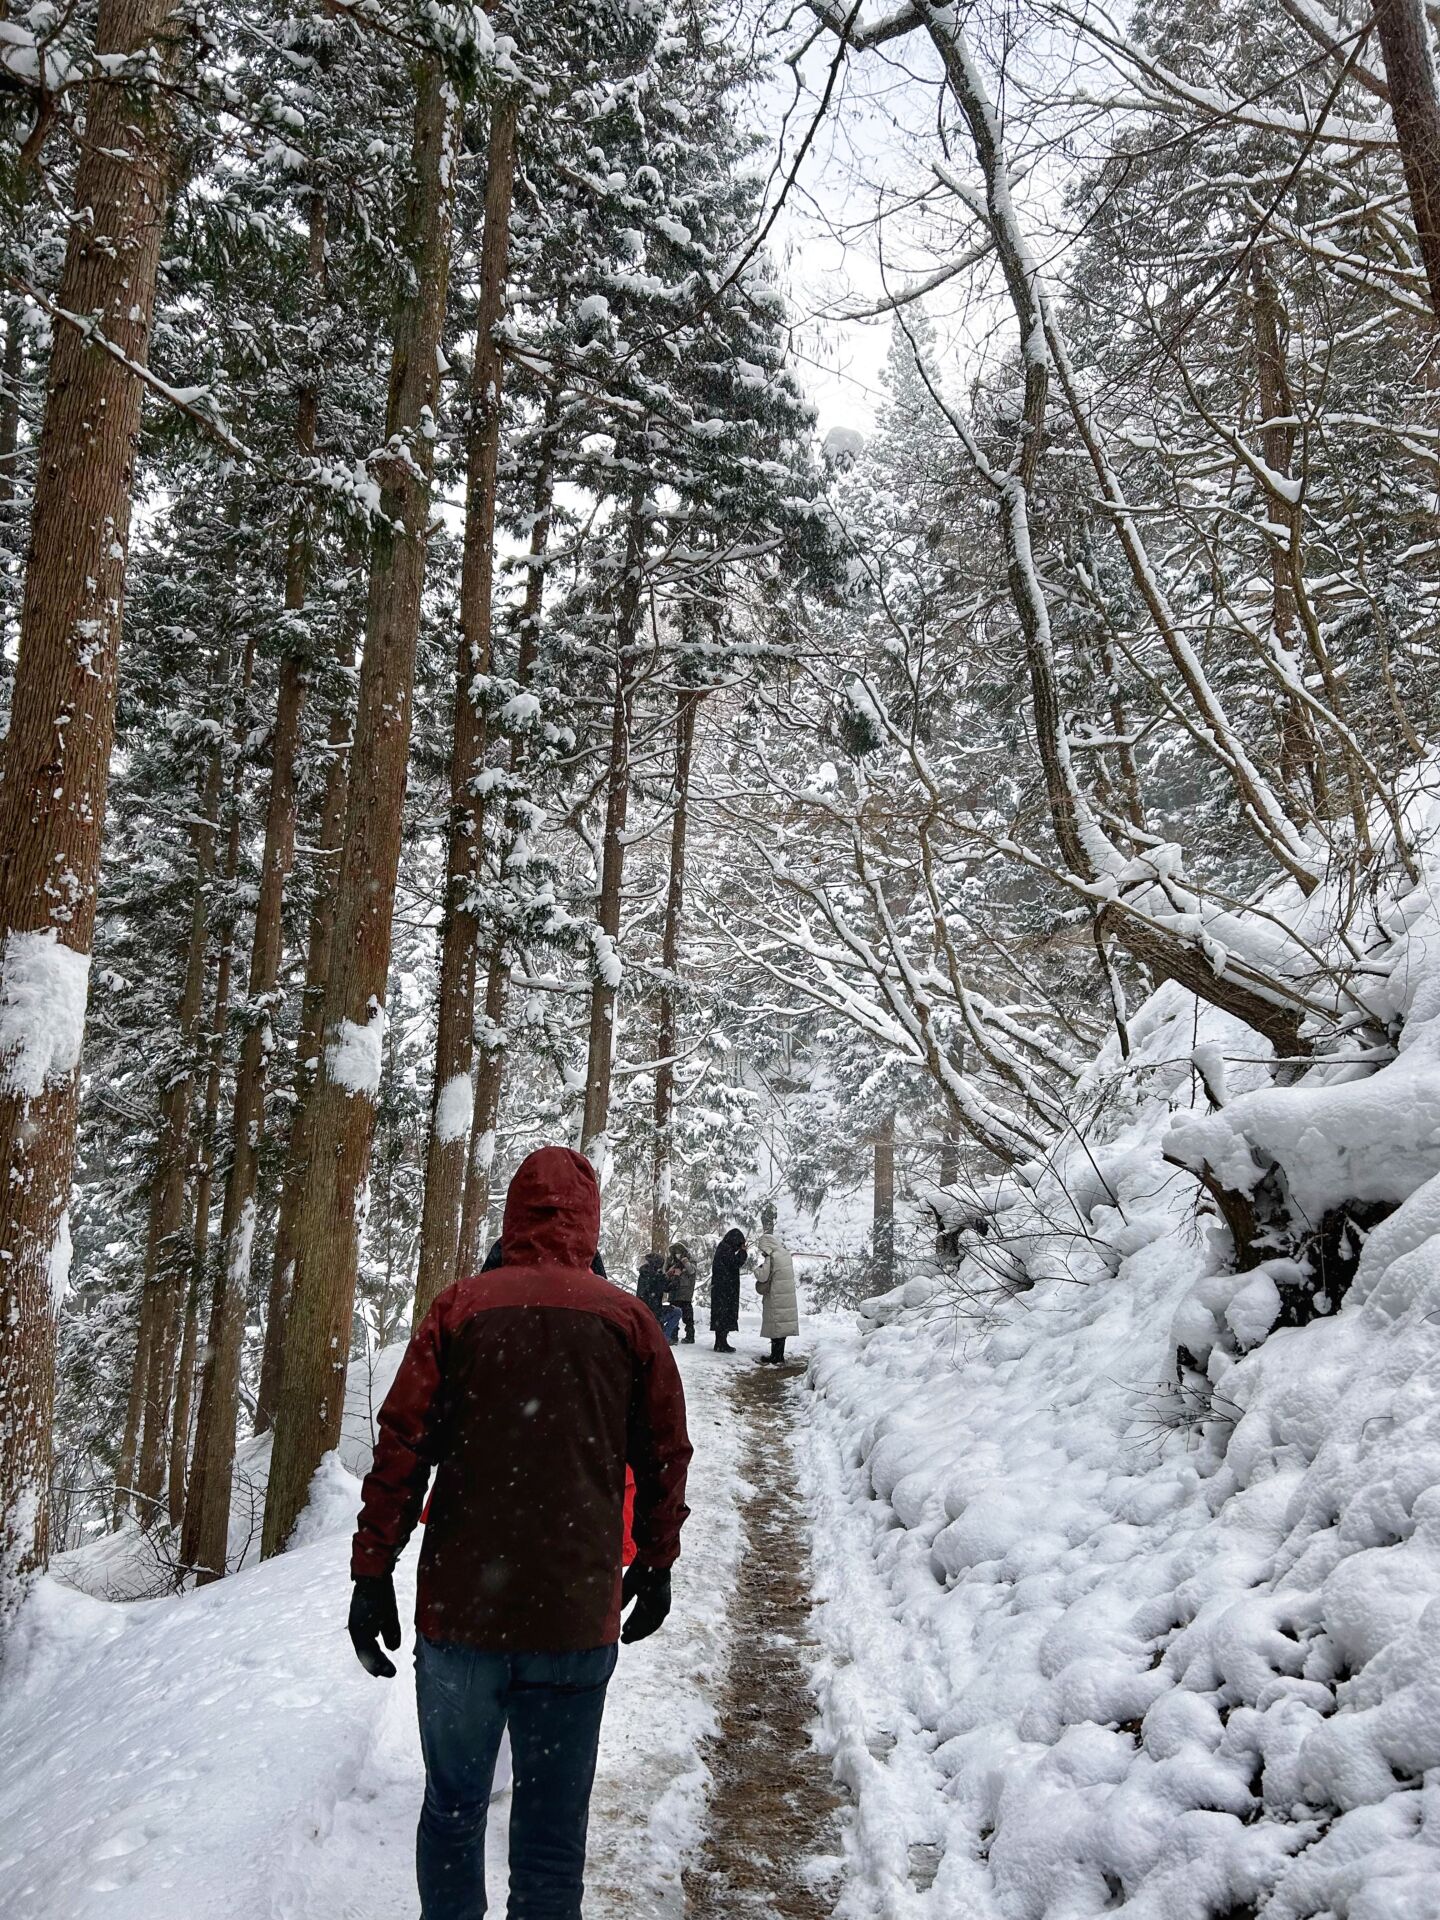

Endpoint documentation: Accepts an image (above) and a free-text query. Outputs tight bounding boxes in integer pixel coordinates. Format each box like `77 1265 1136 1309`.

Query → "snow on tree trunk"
261 57 461 1559
414 95 518 1325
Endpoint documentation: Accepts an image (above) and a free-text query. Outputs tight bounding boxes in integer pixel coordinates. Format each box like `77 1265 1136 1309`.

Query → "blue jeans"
414 1636 618 1920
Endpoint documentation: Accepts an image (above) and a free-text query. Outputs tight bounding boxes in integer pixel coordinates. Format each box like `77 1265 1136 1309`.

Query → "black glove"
348 1572 402 1678
621 1563 672 1644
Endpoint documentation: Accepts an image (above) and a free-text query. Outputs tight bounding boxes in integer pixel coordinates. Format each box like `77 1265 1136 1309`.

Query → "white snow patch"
0 929 91 1099
326 1001 386 1098
433 1072 474 1146
48 1210 73 1312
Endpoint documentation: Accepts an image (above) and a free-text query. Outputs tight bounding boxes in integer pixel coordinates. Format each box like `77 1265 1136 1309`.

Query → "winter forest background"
6 0 1440 1902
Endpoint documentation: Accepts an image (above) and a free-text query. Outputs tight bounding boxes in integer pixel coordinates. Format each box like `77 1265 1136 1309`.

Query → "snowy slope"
799 868 1440 1917
1 1336 749 1920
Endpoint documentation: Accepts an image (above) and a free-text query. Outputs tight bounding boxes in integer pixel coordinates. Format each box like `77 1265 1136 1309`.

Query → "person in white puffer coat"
754 1230 799 1363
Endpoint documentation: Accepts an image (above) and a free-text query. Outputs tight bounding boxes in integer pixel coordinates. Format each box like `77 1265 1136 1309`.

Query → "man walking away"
347 1145 692 1920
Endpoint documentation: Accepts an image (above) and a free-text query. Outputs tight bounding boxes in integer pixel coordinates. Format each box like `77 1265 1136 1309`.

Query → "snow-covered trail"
0 1333 750 1920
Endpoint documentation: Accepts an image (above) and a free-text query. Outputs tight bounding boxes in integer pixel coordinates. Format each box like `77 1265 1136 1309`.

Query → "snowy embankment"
1 1338 748 1920
801 851 1440 1916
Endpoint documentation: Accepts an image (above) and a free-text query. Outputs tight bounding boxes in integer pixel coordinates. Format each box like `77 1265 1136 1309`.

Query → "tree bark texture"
0 0 177 1604
873 1112 896 1292
261 59 460 1559
1375 0 1440 320
414 96 519 1325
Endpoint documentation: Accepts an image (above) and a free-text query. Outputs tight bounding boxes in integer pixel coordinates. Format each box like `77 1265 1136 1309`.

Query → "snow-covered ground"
797 925 1440 1916
0 1325 759 1920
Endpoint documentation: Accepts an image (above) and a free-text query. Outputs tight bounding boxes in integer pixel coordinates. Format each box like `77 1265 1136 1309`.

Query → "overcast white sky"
747 9 954 439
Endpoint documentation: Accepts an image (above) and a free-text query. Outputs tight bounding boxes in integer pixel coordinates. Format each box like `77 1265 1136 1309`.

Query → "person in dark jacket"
665 1242 697 1344
709 1227 747 1353
636 1250 667 1319
348 1145 692 1920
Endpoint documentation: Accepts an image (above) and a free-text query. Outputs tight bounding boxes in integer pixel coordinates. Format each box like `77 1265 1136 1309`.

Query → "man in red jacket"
348 1145 692 1920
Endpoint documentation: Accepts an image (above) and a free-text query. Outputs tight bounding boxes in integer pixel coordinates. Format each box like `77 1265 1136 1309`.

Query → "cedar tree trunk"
261 59 460 1558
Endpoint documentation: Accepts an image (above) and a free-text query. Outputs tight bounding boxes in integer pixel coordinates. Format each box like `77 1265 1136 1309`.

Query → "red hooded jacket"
351 1146 691 1650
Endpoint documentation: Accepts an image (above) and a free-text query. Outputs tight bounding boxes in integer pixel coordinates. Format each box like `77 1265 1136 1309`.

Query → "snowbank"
801 913 1440 1915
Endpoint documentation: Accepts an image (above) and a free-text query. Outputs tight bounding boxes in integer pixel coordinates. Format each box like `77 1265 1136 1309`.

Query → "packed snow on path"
0 1331 752 1920
795 858 1440 1918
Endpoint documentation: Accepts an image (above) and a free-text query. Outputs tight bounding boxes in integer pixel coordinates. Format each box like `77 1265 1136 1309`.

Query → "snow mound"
803 897 1440 1915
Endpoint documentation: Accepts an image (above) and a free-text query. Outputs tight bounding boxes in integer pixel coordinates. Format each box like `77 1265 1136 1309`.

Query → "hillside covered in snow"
800 822 1440 1917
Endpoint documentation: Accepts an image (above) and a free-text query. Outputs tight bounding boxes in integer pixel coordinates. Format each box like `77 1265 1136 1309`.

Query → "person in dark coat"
349 1147 691 1920
709 1227 747 1353
636 1250 667 1319
665 1242 698 1344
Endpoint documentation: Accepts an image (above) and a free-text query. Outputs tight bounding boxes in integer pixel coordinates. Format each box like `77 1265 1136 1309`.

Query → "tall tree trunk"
0 0 176 1605
413 97 519 1325
261 60 460 1559
253 650 356 1435
182 197 326 1578
169 774 243 1530
873 1112 896 1292
580 481 649 1168
456 951 510 1278
650 687 700 1252
454 398 562 1273
1375 0 1440 319
129 653 230 1525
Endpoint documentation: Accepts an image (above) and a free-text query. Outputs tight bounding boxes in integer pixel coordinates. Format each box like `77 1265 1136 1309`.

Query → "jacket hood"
757 1231 783 1253
719 1227 746 1253
501 1146 602 1272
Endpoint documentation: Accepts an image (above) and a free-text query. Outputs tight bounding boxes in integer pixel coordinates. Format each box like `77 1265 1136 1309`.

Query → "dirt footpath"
684 1362 844 1918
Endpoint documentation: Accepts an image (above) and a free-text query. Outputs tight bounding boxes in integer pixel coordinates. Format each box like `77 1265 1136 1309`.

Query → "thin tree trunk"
414 96 519 1325
454 397 562 1272
1375 0 1440 319
580 481 649 1167
131 657 230 1524
182 197 326 1577
873 1113 895 1292
650 687 700 1252
262 60 460 1559
253 649 355 1435
456 951 510 1278
0 0 176 1603
169 779 243 1530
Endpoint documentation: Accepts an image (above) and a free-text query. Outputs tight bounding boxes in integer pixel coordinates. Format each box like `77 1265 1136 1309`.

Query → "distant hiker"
710 1227 747 1353
755 1228 799 1364
637 1249 667 1318
348 1145 692 1920
665 1241 698 1344
657 1297 683 1346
